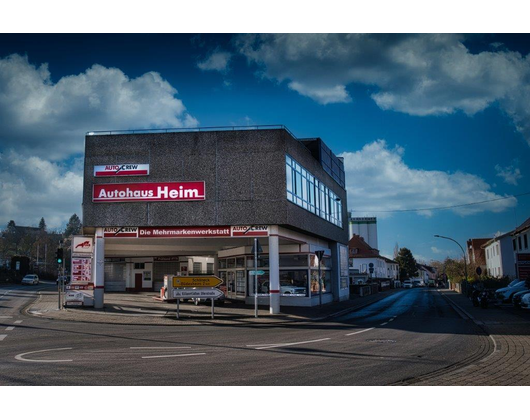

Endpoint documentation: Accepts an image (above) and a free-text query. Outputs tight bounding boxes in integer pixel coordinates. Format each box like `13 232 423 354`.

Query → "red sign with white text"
517 253 530 280
138 227 231 238
93 182 205 203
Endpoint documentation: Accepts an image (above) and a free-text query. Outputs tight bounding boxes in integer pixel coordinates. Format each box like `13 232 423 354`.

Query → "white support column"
93 228 105 309
269 233 280 314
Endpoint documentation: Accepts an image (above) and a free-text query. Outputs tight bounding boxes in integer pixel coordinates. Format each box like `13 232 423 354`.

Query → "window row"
286 155 343 227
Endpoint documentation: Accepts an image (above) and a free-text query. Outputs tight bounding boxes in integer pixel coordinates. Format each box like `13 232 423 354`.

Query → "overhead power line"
349 191 530 213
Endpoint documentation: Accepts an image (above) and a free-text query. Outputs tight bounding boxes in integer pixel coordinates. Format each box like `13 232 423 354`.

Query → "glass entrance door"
225 270 246 299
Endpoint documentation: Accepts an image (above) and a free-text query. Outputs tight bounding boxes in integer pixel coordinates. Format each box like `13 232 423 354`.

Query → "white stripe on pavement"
141 353 206 359
380 322 388 326
5 326 15 331
0 316 13 319
15 348 73 363
130 347 192 350
247 338 331 350
0 334 6 341
345 327 375 336
14 320 22 324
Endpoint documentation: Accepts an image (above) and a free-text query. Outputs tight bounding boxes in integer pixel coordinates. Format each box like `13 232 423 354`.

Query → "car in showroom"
21 274 39 285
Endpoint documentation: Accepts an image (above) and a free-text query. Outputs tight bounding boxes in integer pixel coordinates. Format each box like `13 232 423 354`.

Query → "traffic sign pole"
211 297 215 319
176 298 180 319
254 238 258 318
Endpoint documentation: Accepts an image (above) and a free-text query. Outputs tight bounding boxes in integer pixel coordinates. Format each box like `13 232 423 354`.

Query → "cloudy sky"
1 33 529 261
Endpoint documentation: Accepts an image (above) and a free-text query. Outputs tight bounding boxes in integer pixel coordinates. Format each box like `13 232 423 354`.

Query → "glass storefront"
219 253 331 299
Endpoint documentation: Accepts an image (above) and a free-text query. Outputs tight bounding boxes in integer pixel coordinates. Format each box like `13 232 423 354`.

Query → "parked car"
21 274 39 285
412 279 422 287
495 280 527 303
513 289 530 308
520 292 530 310
403 280 413 289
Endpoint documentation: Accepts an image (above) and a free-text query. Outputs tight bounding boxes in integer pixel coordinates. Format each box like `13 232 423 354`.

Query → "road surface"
0 284 489 385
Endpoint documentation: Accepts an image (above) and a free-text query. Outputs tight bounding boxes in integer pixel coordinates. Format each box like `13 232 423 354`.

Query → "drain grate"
366 339 396 343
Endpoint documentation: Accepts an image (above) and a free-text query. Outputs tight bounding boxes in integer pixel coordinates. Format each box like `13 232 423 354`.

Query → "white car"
403 280 413 289
520 292 530 310
495 280 526 303
21 274 39 285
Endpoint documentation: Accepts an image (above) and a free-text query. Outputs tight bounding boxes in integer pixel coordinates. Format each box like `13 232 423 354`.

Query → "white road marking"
0 316 13 319
345 327 375 337
247 338 331 350
0 334 7 341
130 346 192 350
141 352 206 359
389 318 395 322
14 320 22 324
15 348 73 363
380 322 388 326
5 326 15 331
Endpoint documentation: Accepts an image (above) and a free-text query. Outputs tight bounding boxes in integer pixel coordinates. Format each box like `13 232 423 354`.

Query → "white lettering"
158 186 168 198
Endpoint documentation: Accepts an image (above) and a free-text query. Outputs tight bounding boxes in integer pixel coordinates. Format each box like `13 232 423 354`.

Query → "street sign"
369 267 374 274
172 276 223 288
171 288 224 299
249 270 265 275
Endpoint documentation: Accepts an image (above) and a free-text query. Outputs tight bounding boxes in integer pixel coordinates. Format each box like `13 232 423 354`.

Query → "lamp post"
434 234 468 292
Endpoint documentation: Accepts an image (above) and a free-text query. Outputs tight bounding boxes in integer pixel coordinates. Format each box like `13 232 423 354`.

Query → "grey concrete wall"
83 128 348 243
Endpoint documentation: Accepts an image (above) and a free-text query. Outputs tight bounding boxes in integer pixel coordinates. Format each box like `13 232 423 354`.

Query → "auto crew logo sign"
92 182 205 203
94 164 149 177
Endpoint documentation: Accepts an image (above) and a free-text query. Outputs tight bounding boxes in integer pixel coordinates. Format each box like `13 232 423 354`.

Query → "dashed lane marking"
5 326 15 331
345 327 375 337
380 322 388 326
14 320 22 324
141 353 206 359
0 316 13 319
247 338 331 350
130 347 192 350
0 334 6 341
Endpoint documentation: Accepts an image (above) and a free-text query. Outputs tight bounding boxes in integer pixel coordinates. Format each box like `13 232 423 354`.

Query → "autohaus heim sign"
92 182 205 203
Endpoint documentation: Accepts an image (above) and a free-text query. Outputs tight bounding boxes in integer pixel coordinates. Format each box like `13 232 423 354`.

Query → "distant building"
466 238 491 267
349 215 378 250
512 216 530 280
348 234 398 280
416 263 437 283
482 232 516 278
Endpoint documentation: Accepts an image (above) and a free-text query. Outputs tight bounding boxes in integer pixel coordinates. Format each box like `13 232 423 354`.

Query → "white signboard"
94 164 149 177
172 288 224 300
72 236 94 255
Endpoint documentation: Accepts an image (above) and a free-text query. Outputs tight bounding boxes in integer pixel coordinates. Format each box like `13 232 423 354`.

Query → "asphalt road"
0 284 489 385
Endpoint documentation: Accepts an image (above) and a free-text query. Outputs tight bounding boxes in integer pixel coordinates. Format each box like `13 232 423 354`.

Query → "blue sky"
0 34 529 262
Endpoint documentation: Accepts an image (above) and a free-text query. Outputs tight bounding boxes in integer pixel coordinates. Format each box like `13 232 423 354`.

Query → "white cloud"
495 162 522 185
235 34 530 145
197 50 232 73
0 151 83 229
340 140 516 217
0 54 198 160
0 54 199 229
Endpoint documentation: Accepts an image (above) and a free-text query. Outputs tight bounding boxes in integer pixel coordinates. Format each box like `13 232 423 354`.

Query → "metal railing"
86 124 298 139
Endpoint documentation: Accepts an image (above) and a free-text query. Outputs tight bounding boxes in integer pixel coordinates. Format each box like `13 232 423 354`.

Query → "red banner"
138 227 231 238
93 182 205 203
517 253 530 280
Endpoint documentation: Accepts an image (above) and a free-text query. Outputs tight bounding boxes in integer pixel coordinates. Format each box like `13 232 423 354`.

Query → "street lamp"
434 234 468 290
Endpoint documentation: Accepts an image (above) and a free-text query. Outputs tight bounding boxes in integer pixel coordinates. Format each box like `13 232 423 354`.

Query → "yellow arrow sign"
172 276 223 288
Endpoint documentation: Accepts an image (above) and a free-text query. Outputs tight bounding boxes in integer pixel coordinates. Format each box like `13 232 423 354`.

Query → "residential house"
482 232 516 278
348 234 399 280
466 238 490 268
512 216 530 280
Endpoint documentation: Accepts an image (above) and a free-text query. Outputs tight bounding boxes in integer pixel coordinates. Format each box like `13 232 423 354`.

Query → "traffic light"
56 248 64 264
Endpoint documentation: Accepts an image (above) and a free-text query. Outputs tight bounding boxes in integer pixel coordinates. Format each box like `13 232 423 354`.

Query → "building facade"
81 127 350 312
348 234 398 281
483 232 516 278
348 216 378 250
513 217 530 280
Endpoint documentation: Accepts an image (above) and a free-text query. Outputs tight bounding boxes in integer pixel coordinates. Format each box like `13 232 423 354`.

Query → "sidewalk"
24 287 402 326
408 290 530 385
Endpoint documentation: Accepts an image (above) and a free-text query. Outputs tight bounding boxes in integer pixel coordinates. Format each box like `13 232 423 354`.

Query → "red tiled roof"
348 234 379 258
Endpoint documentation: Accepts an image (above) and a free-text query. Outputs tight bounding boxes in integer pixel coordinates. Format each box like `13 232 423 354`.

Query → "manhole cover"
366 339 396 343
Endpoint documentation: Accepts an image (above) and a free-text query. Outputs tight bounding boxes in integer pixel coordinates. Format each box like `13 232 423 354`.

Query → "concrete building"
80 126 350 312
483 232 516 279
348 216 378 250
